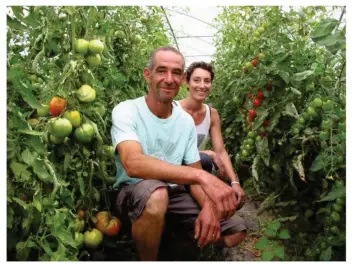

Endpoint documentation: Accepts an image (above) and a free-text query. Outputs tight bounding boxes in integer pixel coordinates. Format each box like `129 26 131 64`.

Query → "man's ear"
143 68 151 84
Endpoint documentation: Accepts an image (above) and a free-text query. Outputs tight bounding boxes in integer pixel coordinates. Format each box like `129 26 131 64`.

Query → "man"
111 46 247 261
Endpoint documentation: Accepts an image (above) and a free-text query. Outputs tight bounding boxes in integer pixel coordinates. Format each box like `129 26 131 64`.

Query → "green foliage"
7 6 171 261
212 6 346 261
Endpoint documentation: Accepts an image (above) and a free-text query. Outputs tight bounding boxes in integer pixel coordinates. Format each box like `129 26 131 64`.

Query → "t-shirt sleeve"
111 101 140 150
183 124 200 165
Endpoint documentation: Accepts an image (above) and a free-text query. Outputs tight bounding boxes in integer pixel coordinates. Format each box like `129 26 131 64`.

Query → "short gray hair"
147 46 185 71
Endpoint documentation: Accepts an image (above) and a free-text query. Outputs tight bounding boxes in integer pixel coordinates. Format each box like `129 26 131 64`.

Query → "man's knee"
223 231 247 248
144 187 169 218
200 153 213 173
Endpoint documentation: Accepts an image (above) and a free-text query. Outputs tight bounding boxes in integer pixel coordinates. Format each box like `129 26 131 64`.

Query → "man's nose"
164 71 173 84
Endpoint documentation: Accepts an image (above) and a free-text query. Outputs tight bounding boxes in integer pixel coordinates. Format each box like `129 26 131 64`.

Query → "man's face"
144 50 185 103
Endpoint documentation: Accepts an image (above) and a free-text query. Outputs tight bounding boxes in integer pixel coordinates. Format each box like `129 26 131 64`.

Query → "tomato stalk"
44 159 62 199
70 13 76 54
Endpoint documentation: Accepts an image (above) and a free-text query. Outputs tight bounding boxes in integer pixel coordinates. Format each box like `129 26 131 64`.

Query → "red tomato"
263 120 269 127
49 96 67 117
251 59 258 67
248 93 253 99
265 81 273 91
253 98 262 107
256 91 264 99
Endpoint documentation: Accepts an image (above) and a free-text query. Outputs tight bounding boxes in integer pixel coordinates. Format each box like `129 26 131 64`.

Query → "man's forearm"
124 153 206 185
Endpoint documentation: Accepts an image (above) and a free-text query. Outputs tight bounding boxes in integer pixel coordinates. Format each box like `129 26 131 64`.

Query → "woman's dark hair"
186 61 214 82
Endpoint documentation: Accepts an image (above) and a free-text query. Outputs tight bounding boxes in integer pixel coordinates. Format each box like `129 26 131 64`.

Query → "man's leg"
115 180 169 261
214 215 247 247
132 187 168 260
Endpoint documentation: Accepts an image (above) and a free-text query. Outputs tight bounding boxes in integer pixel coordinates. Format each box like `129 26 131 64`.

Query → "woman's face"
187 68 212 101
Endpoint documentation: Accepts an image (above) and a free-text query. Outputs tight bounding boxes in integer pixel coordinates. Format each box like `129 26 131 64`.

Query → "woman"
175 61 245 209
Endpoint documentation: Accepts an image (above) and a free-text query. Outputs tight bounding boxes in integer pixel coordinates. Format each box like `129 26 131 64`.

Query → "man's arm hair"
117 140 207 185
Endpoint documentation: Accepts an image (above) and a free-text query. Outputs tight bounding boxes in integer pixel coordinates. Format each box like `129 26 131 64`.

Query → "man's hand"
232 183 246 210
199 173 237 220
194 201 220 248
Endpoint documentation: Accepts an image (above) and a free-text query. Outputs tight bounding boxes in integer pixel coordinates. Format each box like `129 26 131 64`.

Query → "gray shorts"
114 179 247 237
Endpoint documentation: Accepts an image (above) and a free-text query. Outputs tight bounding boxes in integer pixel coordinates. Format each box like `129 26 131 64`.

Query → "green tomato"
63 110 81 128
245 62 253 70
330 226 339 235
258 53 265 60
94 104 106 116
28 74 37 82
255 135 262 141
246 138 255 145
88 39 104 54
75 39 89 54
332 202 343 212
86 54 101 67
49 134 65 144
335 197 345 206
331 212 340 222
103 145 115 158
244 144 252 151
319 131 329 141
84 228 103 249
74 123 95 143
248 131 257 138
241 150 249 158
298 117 306 125
338 122 345 131
37 104 49 116
307 106 317 117
322 100 334 111
32 83 41 89
50 118 73 138
77 85 96 103
292 128 300 135
232 96 240 104
321 120 331 130
258 26 265 33
311 98 323 108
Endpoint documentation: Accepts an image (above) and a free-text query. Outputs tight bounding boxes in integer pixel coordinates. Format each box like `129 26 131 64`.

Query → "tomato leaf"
262 250 274 261
282 103 299 118
32 190 42 213
10 161 31 182
32 159 53 184
311 19 338 40
264 228 277 238
256 137 270 167
21 148 36 166
16 241 30 261
316 184 345 202
273 246 285 259
267 220 281 231
293 70 314 82
278 228 291 239
14 82 42 109
7 207 14 229
78 176 85 196
254 236 270 250
320 246 332 261
310 153 325 172
252 108 268 130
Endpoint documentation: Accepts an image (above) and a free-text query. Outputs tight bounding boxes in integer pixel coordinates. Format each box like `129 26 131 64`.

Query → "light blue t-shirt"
111 96 200 189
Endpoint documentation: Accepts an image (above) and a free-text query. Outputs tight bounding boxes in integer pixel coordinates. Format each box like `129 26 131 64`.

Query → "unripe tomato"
94 104 106 116
74 123 95 143
37 104 49 116
258 26 265 33
50 118 73 138
88 39 104 54
243 67 248 73
75 39 89 54
84 229 103 249
49 134 65 144
63 110 81 128
77 85 96 103
28 74 37 82
86 54 101 67
322 100 334 111
241 150 249 157
311 98 323 108
245 62 253 70
258 53 265 60
307 106 317 117
49 96 67 117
